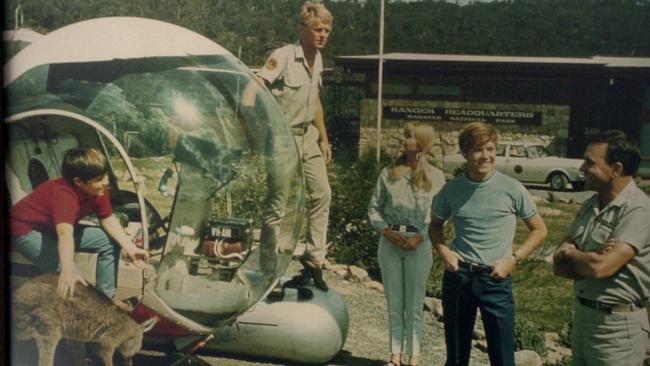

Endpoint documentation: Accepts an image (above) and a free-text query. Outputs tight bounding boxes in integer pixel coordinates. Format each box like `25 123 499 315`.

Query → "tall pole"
376 0 385 163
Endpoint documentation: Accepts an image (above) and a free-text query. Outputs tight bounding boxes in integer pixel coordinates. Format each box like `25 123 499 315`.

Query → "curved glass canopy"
5 17 304 328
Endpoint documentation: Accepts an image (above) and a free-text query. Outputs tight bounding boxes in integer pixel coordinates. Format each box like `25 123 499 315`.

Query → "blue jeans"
12 227 120 298
442 268 515 366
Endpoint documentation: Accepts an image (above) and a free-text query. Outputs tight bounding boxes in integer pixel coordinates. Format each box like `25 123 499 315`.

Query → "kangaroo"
11 273 157 366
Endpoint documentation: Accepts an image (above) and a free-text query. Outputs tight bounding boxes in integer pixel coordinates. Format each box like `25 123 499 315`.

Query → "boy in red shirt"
10 147 149 299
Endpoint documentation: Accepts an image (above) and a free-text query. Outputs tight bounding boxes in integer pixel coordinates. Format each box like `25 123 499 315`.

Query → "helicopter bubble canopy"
5 17 304 328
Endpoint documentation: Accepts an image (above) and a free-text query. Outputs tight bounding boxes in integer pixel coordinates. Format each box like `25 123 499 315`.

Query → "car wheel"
572 181 585 191
549 173 568 191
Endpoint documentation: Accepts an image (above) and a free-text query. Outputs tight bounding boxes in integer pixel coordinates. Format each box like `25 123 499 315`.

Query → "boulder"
363 280 384 292
423 297 444 321
515 350 543 366
349 265 370 282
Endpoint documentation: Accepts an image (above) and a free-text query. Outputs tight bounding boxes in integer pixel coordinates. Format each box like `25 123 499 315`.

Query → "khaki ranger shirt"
257 42 323 127
568 180 650 305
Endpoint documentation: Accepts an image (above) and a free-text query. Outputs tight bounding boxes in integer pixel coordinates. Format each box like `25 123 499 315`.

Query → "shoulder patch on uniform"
266 58 278 71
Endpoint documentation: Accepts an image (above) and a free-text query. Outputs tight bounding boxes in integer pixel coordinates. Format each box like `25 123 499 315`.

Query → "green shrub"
515 315 547 357
558 320 572 348
327 151 389 279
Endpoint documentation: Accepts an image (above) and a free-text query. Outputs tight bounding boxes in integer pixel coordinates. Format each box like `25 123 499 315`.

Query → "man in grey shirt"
553 130 650 365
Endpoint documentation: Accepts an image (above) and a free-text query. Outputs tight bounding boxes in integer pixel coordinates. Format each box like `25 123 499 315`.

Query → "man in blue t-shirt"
429 122 547 366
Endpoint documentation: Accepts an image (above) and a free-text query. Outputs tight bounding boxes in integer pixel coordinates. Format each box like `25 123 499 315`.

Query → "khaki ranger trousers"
572 299 650 365
259 123 331 274
293 123 331 263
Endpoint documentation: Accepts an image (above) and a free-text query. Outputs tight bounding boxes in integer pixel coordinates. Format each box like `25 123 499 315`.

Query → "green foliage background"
5 0 650 67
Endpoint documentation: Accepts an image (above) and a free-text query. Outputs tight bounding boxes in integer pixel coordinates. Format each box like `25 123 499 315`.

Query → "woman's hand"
57 269 87 299
383 227 406 247
403 234 423 250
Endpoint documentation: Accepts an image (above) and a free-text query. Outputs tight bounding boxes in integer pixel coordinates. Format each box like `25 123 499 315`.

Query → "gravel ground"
133 260 491 366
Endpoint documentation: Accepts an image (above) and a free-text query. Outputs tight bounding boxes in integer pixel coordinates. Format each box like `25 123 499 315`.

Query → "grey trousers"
572 299 650 366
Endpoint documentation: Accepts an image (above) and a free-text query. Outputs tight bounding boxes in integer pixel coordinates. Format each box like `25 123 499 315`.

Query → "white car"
443 142 585 191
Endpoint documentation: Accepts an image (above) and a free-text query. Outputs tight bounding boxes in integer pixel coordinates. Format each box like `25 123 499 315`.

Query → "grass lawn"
513 198 580 332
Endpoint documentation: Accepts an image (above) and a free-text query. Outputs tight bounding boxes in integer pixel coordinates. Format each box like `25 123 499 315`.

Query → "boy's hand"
437 245 464 272
491 255 516 279
57 270 87 299
126 246 150 269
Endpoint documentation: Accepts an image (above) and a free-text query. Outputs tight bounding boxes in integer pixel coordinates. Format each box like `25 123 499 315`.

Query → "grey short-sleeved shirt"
568 180 650 304
257 42 322 127
431 171 537 265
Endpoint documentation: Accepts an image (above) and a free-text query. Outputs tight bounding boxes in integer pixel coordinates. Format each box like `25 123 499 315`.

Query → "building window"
415 83 461 97
366 76 569 104
369 81 413 96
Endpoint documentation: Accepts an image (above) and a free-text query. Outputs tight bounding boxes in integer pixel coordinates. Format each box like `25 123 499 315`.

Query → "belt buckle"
399 225 407 233
468 263 476 272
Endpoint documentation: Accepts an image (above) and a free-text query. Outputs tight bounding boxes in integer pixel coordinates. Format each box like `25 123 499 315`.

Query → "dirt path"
134 261 490 366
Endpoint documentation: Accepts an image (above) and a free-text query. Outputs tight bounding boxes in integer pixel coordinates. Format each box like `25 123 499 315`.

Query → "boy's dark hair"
61 147 109 184
590 130 640 176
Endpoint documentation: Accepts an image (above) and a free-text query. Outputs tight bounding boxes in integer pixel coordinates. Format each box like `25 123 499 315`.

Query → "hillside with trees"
4 0 650 67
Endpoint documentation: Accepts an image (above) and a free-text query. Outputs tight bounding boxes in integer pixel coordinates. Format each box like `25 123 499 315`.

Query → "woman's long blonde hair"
389 122 436 192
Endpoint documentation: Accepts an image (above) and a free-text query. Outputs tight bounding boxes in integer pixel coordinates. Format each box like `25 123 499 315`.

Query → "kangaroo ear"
140 317 158 333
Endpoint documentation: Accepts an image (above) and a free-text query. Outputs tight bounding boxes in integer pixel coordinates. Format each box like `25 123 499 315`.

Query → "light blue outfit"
431 171 537 265
431 170 537 366
368 165 445 357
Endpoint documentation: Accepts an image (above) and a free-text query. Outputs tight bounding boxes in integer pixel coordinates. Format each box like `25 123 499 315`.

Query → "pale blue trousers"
378 233 433 357
12 227 120 298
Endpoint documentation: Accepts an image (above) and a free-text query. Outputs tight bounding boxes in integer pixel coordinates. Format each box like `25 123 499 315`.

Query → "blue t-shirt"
431 171 537 265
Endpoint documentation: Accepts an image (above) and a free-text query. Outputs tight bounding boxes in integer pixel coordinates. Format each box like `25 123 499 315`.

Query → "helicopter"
5 16 348 365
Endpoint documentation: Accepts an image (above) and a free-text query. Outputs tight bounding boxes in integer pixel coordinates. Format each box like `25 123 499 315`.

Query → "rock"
543 255 554 264
364 280 384 292
531 195 548 205
327 264 348 272
474 340 488 352
349 265 370 282
423 297 444 321
472 327 486 341
515 350 543 366
538 207 562 217
333 269 349 278
544 332 559 343
544 348 571 365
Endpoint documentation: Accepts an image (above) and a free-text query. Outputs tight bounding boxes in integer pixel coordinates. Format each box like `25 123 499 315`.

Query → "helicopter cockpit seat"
155 253 250 323
6 126 79 206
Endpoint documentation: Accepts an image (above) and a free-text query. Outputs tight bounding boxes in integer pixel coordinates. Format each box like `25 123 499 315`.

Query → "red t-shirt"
10 177 113 237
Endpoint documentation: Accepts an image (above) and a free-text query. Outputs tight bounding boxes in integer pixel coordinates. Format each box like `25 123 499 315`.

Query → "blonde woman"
368 122 446 366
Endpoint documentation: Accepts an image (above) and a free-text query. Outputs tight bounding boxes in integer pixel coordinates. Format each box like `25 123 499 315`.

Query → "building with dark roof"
332 53 650 176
